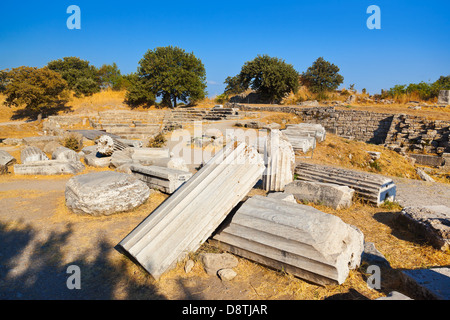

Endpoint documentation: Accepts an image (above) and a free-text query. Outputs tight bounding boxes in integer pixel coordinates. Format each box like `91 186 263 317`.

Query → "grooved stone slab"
65 171 150 216
211 195 364 286
21 146 49 163
14 160 85 175
0 150 16 174
118 142 265 279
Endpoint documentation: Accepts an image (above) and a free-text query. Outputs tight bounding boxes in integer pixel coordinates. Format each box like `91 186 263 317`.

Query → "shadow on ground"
0 220 165 300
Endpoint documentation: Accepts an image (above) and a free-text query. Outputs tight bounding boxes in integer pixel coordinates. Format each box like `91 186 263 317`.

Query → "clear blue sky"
0 1 449 97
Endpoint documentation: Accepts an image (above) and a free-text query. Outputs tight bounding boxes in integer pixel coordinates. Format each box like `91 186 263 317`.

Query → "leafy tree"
225 55 299 103
0 69 9 92
2 66 68 118
301 57 344 93
126 46 207 108
124 73 156 108
47 57 100 97
97 62 124 90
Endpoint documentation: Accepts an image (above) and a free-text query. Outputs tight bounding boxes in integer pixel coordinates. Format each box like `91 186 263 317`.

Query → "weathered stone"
362 242 390 268
114 163 133 174
266 192 297 204
375 291 413 300
43 141 64 154
262 130 295 192
285 180 354 209
129 147 170 165
20 146 49 164
218 268 237 281
416 168 435 183
396 206 450 251
96 135 128 156
52 146 80 162
437 90 450 105
14 160 84 175
110 150 133 168
184 260 195 274
130 164 193 194
118 142 265 279
199 253 239 276
84 153 111 168
81 145 98 155
262 123 281 131
211 195 364 285
295 162 396 206
0 150 16 167
400 267 450 300
22 136 59 149
65 171 150 216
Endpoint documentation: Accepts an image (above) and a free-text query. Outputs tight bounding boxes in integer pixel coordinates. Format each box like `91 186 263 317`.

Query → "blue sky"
0 1 449 97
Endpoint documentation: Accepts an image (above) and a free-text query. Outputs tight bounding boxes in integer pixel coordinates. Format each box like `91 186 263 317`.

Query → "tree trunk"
172 95 177 108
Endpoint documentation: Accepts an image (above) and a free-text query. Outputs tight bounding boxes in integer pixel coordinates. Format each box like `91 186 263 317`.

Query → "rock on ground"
396 205 450 251
199 253 239 276
65 171 150 216
285 180 354 209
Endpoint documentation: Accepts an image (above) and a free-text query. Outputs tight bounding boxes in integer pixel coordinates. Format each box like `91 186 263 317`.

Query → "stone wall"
229 103 450 154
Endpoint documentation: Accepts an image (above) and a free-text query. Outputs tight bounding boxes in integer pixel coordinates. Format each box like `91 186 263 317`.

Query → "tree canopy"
2 66 68 118
300 57 344 93
47 57 100 97
125 46 207 108
224 55 299 103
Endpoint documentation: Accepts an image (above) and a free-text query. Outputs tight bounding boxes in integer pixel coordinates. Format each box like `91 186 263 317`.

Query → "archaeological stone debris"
0 150 16 174
14 160 85 175
396 206 450 251
129 164 193 194
284 180 354 209
210 195 364 286
117 142 265 279
262 130 295 192
65 171 150 216
294 162 397 206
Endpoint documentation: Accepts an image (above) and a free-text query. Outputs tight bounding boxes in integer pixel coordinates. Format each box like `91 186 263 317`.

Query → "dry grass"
301 133 420 180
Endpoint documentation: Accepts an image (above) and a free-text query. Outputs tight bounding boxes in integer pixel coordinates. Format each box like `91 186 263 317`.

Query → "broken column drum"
262 130 295 192
295 162 396 206
211 195 364 285
96 135 128 156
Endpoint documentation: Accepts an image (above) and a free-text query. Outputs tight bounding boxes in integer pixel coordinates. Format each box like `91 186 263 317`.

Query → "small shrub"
147 133 167 148
62 135 81 151
380 200 402 211
369 160 382 172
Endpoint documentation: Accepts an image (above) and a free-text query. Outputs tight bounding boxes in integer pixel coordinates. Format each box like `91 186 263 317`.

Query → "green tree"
225 55 299 103
126 46 207 108
97 62 124 90
301 57 344 93
47 57 100 97
2 66 68 118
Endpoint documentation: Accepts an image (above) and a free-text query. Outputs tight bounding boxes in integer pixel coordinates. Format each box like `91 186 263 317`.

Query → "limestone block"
52 146 80 162
14 160 85 175
130 164 192 194
20 146 49 164
285 180 354 209
0 150 16 174
65 171 150 216
84 153 111 168
396 206 450 251
211 195 364 285
199 253 239 276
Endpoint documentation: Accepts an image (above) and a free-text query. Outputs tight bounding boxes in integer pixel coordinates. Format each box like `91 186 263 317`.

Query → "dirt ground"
0 169 449 300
